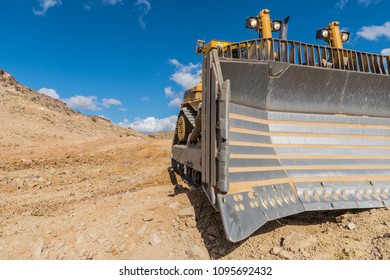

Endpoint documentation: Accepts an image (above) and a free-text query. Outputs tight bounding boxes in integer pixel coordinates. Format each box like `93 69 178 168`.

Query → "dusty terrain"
0 69 389 260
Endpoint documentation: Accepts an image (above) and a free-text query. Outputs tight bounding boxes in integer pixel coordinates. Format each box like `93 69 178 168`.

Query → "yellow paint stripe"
229 113 390 130
228 176 390 194
230 127 390 139
230 154 390 160
229 165 390 173
229 141 390 150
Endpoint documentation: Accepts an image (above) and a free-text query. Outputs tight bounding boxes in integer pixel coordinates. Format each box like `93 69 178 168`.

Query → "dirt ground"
1 69 389 260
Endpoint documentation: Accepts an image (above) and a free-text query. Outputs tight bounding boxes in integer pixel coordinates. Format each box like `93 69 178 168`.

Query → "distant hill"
0 69 143 150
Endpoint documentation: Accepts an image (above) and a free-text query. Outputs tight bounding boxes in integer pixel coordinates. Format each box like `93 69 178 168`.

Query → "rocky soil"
0 69 389 260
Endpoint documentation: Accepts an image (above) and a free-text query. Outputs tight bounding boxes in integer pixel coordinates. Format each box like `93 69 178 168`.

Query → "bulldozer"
171 8 390 242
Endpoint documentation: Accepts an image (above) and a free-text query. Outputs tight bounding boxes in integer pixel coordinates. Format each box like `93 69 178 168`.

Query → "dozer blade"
201 40 390 242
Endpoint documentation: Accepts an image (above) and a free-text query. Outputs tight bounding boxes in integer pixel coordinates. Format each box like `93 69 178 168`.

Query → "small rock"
383 233 390 238
149 233 161 246
218 249 226 255
278 250 294 260
169 202 181 209
79 249 88 258
56 252 65 260
37 176 45 182
207 226 221 238
88 229 99 240
76 234 84 244
97 238 106 245
142 213 154 222
180 231 188 238
137 224 147 237
27 180 38 188
335 214 353 223
177 207 195 218
210 253 219 259
13 178 24 188
301 251 311 259
282 232 318 252
185 245 203 259
270 246 283 256
22 210 33 216
21 159 32 165
208 236 215 241
171 220 179 228
33 238 46 258
346 223 357 230
312 253 333 260
185 219 197 228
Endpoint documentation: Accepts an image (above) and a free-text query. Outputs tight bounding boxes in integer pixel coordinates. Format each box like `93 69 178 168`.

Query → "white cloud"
335 0 379 9
164 59 201 108
119 118 130 125
102 0 123 5
168 59 182 67
168 97 182 108
33 0 62 16
171 72 200 90
335 0 349 9
164 87 176 98
119 116 177 133
358 0 371 6
64 95 102 111
36 88 123 112
102 98 122 108
168 59 201 90
381 48 390 55
164 86 182 107
38 88 60 100
358 0 380 7
133 0 151 29
357 22 390 41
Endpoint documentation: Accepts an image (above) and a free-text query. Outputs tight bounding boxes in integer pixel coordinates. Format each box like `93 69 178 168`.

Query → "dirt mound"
0 69 75 116
0 69 389 260
0 69 142 152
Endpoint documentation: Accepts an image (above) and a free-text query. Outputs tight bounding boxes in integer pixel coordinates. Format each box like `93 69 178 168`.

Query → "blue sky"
0 0 389 133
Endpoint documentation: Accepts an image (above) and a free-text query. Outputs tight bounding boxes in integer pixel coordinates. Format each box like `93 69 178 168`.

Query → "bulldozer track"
181 106 197 128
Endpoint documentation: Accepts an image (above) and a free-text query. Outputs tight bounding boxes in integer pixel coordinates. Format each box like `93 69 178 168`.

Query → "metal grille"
219 38 390 76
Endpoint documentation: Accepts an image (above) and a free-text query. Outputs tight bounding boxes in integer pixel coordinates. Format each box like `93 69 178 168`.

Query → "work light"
246 17 259 29
341 32 350 42
272 20 281 31
316 29 329 40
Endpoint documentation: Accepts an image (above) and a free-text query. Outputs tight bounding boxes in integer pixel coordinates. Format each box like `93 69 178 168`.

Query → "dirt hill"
0 69 389 260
